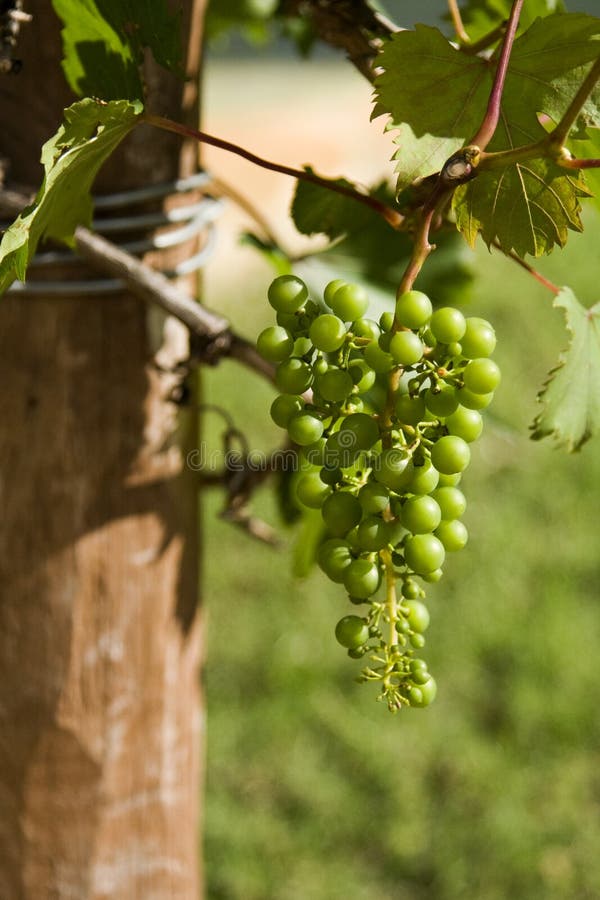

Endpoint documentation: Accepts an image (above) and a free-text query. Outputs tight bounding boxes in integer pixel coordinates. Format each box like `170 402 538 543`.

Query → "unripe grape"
431 486 466 520
403 599 430 633
296 472 332 509
309 314 347 352
288 412 324 446
343 558 381 597
335 615 369 649
270 394 303 428
275 358 313 394
404 533 445 574
318 538 353 582
319 464 343 486
379 311 395 332
395 393 426 426
430 307 466 343
322 491 362 536
430 435 471 475
374 448 410 490
324 278 346 307
268 274 308 312
315 367 354 402
293 336 313 357
425 384 459 417
338 413 380 451
403 460 440 495
463 358 501 394
256 325 294 363
395 290 432 329
410 675 437 707
352 318 381 341
461 317 496 358
401 579 420 599
329 283 369 321
389 331 425 366
356 515 390 551
456 387 494 410
435 519 468 551
445 406 483 442
364 341 394 374
348 359 376 393
401 495 442 534
358 482 390 514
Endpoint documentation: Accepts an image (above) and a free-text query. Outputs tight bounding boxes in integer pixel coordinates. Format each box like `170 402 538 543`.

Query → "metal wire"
4 171 224 295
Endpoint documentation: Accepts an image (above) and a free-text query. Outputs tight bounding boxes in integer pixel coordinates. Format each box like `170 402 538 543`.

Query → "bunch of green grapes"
256 274 500 712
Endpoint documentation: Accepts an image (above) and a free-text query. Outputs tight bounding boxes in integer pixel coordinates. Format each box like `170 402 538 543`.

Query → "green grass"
201 217 600 900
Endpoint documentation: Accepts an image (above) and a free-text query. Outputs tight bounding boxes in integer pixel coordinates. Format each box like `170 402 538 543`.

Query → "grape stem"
142 114 404 229
469 0 524 150
380 548 399 649
448 0 470 45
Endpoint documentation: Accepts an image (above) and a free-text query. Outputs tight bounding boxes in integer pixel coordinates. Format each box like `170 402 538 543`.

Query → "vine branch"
470 0 524 150
142 114 403 229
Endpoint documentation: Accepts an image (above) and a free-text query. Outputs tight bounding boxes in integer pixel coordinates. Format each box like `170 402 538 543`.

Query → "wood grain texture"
0 2 207 896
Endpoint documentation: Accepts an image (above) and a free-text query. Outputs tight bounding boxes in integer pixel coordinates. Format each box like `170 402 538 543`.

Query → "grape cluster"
257 274 499 711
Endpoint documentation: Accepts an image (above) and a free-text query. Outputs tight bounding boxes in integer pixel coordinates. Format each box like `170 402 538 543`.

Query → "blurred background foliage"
200 2 600 897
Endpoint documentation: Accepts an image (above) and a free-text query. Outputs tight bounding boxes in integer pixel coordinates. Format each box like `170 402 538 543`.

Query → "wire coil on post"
5 171 225 295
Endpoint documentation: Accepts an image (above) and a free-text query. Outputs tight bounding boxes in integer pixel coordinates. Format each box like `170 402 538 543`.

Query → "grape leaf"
52 0 182 101
291 170 373 239
453 156 589 257
0 99 142 295
531 287 600 450
374 15 600 255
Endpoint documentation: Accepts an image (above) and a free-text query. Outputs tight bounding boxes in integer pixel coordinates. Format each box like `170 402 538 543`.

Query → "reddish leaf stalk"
448 0 470 44
142 113 403 228
470 0 524 150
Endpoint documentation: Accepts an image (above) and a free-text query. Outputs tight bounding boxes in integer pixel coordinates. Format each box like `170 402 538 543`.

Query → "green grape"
461 317 496 358
463 358 501 394
313 357 328 376
320 465 343 486
445 406 483 442
318 538 353 582
324 278 347 307
270 394 303 428
315 367 354 402
268 274 308 313
395 290 433 329
410 633 426 649
256 325 294 363
404 533 445 574
378 332 393 352
437 472 462 487
431 486 466 520
329 283 369 321
447 341 463 358
358 482 390 514
275 358 313 394
302 438 327 467
353 318 381 341
288 412 324 446
348 359 376 393
296 471 332 509
364 341 394 374
403 460 440 495
322 491 362 536
430 306 466 343
356 516 390 551
325 432 360 469
335 615 369 649
410 659 429 683
456 387 494 410
401 495 442 534
395 393 426 426
338 413 380 450
374 448 410 490
410 676 437 707
309 314 347 352
430 435 471 475
379 311 395 332
403 599 430 632
435 519 468 551
343 558 381 597
275 310 299 332
389 331 425 366
293 336 313 357
401 579 420 599
424 384 459 417
422 568 443 583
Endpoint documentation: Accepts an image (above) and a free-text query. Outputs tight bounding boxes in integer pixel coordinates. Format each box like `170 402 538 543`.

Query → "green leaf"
52 0 183 100
531 287 600 450
569 127 600 214
291 170 373 239
453 156 589 257
0 98 142 295
374 14 600 255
